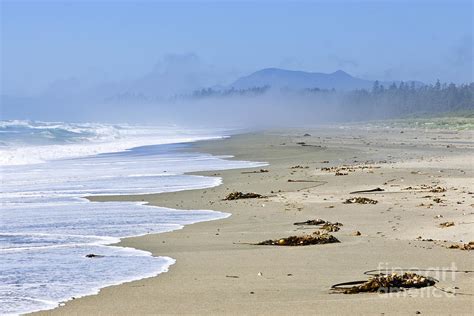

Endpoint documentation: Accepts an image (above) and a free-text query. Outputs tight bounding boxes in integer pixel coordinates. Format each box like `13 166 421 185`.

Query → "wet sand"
32 126 474 315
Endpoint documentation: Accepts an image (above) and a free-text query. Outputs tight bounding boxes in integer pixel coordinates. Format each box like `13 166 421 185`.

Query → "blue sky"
1 0 472 95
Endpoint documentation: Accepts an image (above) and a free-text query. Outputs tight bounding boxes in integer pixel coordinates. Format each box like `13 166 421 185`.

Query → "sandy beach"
32 125 474 315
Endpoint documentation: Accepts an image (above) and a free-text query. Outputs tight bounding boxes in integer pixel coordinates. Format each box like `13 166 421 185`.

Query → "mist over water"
2 1 472 127
3 77 472 128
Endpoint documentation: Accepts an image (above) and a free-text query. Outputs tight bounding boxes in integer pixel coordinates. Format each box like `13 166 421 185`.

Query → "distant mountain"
231 68 378 91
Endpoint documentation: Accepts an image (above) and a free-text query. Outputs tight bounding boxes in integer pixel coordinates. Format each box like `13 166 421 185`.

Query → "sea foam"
0 121 266 315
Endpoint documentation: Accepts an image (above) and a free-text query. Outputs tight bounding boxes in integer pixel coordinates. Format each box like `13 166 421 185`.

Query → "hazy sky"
1 0 473 95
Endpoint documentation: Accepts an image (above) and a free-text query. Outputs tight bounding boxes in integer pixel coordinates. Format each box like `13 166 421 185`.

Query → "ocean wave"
0 122 267 315
0 120 225 166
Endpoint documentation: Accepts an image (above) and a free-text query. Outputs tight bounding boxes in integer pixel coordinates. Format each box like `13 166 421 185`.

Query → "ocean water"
0 121 266 315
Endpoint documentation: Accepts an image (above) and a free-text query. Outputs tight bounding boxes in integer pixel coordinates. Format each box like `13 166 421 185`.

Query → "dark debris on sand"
448 241 474 250
332 273 436 294
85 254 104 258
294 219 326 226
256 231 339 246
343 197 378 204
293 219 343 232
241 169 269 174
349 187 384 194
224 191 265 200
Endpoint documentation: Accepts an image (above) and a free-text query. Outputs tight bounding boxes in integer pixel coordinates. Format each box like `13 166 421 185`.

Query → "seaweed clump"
320 222 342 232
439 221 455 228
448 241 474 250
294 219 343 232
332 273 436 294
290 165 309 169
403 185 446 193
321 165 379 176
224 192 264 200
257 231 339 246
343 197 378 204
430 186 447 193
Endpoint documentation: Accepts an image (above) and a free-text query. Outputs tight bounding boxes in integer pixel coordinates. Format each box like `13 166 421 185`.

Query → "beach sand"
32 126 474 315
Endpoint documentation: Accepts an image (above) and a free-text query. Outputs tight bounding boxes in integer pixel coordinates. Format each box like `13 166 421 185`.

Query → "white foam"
0 122 267 315
0 120 227 166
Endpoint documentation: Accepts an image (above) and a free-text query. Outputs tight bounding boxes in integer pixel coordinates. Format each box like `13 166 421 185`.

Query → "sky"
1 0 473 95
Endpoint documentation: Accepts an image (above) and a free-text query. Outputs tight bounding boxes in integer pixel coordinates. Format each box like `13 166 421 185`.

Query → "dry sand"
32 126 474 315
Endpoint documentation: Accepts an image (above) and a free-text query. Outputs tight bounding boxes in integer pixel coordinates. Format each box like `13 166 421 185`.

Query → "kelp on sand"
256 231 339 246
332 272 436 294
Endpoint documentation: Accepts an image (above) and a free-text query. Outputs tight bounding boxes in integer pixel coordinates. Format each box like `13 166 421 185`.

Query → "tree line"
339 80 473 117
186 80 473 119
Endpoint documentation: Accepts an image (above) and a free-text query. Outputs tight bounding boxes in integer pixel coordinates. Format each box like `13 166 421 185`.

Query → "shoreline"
32 127 474 315
13 136 261 316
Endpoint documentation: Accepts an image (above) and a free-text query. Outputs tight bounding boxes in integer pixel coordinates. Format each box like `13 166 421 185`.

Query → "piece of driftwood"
241 169 269 174
294 219 326 225
287 179 319 183
350 188 384 194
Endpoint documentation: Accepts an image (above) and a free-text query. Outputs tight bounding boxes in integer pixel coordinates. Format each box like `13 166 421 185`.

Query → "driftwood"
294 219 326 226
241 169 269 174
350 187 384 194
301 144 322 147
287 179 319 183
